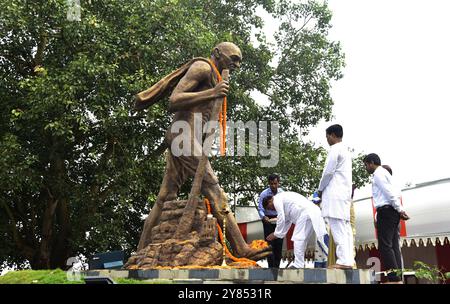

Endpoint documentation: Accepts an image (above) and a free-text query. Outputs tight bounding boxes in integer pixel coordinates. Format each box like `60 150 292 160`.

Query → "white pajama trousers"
292 215 313 268
327 217 354 267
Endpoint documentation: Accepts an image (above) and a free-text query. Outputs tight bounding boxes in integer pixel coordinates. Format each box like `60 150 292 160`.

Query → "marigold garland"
204 198 257 266
208 59 227 156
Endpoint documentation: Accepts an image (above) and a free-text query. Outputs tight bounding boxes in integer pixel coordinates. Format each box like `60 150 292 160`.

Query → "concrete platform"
82 268 375 284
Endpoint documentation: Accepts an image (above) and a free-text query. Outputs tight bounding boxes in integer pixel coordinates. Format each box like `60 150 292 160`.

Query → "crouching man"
264 191 328 268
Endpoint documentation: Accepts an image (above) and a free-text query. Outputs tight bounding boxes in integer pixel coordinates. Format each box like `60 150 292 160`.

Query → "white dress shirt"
372 166 403 212
273 192 327 241
318 142 352 220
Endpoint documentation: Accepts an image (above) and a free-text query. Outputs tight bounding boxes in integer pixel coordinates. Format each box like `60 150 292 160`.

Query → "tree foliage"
0 0 363 270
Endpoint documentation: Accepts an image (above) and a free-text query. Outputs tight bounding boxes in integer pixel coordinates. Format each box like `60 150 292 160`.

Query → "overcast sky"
259 0 450 198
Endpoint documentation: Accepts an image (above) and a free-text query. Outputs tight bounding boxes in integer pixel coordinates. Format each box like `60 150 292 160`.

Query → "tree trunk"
50 198 72 269
33 147 70 269
35 194 58 269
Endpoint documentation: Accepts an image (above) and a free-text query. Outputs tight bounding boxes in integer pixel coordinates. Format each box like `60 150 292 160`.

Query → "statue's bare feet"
241 245 273 261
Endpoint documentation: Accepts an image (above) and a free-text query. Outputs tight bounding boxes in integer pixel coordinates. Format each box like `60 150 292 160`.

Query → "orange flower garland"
250 239 269 250
208 59 227 156
203 198 257 267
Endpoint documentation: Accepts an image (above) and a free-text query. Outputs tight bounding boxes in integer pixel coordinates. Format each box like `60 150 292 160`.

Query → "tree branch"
33 29 48 67
0 201 35 261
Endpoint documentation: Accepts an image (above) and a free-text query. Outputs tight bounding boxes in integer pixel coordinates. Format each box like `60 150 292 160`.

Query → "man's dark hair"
382 165 393 176
363 153 381 166
262 195 273 209
326 124 343 138
268 174 280 182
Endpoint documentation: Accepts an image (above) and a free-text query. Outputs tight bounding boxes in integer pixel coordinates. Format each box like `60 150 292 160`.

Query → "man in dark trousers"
258 174 284 268
363 153 410 283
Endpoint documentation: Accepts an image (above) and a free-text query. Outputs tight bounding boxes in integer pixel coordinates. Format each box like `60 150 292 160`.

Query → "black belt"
376 205 394 211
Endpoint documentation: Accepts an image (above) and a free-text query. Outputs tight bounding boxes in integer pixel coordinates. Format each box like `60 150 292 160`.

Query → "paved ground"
83 268 375 284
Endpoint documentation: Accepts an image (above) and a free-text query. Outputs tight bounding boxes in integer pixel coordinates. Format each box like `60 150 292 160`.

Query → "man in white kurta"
318 124 353 269
264 192 327 268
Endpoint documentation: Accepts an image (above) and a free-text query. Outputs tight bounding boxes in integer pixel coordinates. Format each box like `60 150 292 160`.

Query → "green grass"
0 269 173 284
0 269 83 284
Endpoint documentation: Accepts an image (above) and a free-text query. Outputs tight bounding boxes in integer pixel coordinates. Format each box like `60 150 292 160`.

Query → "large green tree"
0 0 362 270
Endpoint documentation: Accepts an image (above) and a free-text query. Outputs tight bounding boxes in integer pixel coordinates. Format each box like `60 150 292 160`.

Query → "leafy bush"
394 261 450 284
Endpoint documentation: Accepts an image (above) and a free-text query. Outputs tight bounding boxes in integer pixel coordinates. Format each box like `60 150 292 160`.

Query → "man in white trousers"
317 124 354 269
264 191 328 269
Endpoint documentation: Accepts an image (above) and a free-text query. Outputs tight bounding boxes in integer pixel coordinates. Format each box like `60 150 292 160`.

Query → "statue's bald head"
214 42 242 57
212 42 242 72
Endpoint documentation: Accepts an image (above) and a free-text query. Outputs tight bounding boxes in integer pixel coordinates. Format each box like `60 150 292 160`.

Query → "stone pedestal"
125 200 223 269
84 268 376 284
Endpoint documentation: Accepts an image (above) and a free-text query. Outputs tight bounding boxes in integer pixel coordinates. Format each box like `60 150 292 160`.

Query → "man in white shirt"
317 124 353 269
363 153 410 283
264 192 328 269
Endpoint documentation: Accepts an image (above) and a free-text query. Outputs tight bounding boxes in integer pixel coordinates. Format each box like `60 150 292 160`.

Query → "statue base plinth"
125 199 223 269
